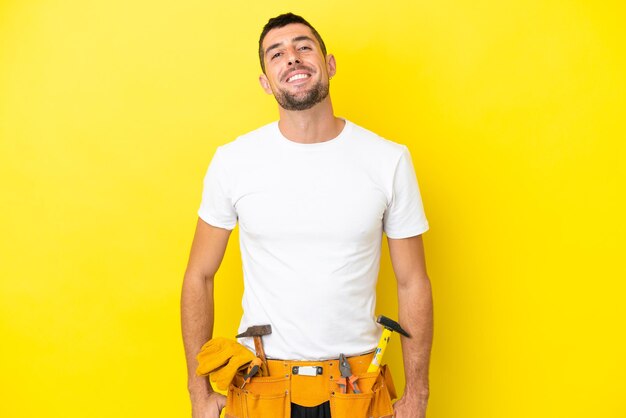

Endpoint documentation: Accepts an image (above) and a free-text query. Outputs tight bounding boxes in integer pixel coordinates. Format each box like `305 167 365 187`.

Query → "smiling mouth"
286 73 311 83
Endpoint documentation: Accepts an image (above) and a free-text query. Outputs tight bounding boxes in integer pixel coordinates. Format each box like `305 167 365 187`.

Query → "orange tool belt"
224 351 397 418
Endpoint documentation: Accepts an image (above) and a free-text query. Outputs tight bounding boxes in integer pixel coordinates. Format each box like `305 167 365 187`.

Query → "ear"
259 74 274 95
326 54 337 78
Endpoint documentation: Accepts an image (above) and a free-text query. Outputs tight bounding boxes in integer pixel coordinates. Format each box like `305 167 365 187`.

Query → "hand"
392 394 428 418
191 391 226 418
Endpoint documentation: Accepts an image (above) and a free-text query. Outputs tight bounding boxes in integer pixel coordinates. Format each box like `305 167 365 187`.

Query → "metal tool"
367 315 411 373
236 324 272 375
337 353 361 394
241 357 263 389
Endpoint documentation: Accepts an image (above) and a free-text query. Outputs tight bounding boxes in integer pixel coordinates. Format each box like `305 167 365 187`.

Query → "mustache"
282 65 315 81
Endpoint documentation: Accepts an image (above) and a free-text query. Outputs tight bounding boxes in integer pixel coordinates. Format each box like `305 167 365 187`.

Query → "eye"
271 52 282 60
299 46 311 51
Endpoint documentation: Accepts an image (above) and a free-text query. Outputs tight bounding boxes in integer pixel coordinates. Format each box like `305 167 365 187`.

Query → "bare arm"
388 234 433 418
181 218 231 415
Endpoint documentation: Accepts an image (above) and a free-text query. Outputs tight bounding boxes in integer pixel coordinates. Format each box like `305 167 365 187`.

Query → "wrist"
188 377 214 400
402 386 430 401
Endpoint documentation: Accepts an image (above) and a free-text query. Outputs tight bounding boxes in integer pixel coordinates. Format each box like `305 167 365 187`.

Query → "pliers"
241 357 263 389
336 353 361 394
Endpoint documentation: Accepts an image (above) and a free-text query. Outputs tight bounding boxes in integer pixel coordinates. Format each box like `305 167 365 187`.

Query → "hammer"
367 315 411 372
236 324 272 375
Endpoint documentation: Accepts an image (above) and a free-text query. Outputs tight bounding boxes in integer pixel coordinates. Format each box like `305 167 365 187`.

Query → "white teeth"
287 73 309 82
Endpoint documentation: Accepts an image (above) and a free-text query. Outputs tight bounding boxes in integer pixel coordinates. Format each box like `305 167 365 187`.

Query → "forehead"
262 23 319 52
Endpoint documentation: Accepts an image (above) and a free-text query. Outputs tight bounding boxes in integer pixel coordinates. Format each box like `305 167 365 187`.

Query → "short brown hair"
258 13 327 74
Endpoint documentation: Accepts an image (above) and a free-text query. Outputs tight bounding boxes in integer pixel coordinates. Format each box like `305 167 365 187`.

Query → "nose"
287 49 301 66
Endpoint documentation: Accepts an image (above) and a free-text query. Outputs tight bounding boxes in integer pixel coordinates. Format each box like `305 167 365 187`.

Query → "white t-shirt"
199 119 428 360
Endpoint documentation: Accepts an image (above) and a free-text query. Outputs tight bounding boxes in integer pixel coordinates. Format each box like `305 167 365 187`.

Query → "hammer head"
236 324 272 338
377 315 411 338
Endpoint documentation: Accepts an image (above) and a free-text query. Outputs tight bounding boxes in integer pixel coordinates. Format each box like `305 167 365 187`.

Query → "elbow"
397 272 431 293
183 268 215 286
181 271 216 301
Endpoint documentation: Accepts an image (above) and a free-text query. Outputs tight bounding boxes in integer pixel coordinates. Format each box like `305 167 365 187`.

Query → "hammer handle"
253 336 269 375
367 328 392 373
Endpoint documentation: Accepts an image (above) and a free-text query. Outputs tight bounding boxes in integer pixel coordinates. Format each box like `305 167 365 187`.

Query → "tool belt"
224 351 397 418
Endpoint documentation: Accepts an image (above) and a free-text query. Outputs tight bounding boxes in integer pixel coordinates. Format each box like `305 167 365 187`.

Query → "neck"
277 96 345 143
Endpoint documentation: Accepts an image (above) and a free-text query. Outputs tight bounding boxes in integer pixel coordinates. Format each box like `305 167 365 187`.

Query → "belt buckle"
292 366 323 376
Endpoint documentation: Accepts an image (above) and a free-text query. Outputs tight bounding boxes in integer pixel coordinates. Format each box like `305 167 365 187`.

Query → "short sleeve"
197 147 238 230
383 146 429 238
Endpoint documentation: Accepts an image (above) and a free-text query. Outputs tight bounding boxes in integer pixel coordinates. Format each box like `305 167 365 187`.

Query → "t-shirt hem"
384 224 429 239
263 348 377 362
197 211 237 230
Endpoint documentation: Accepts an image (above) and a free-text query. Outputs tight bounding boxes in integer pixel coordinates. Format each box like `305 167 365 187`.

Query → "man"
181 13 433 418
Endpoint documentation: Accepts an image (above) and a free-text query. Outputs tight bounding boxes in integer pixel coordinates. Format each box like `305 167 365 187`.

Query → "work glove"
196 337 255 390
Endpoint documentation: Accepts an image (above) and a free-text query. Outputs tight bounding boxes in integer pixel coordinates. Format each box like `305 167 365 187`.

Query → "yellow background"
1 0 625 417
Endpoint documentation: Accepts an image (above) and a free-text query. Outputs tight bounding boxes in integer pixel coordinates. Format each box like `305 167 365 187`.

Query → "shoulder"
215 121 278 160
344 120 408 161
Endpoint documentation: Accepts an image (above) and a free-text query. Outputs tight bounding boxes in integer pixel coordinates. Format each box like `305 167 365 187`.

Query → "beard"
273 78 330 111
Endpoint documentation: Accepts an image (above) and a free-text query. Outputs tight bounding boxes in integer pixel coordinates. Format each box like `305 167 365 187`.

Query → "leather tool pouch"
224 361 396 418
329 365 397 418
225 374 291 418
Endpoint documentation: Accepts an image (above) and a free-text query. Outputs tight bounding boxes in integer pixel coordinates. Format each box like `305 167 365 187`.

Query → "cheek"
268 75 279 88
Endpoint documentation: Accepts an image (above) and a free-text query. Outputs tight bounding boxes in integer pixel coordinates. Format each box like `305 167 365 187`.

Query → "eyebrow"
265 35 316 57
